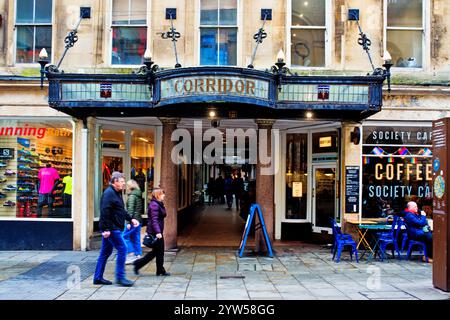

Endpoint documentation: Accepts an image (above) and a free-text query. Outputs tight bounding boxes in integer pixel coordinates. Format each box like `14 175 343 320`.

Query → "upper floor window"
290 0 329 68
385 0 424 68
111 0 147 65
200 0 237 66
15 0 52 64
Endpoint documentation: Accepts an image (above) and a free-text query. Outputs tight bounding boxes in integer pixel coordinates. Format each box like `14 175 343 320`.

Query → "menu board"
345 166 360 213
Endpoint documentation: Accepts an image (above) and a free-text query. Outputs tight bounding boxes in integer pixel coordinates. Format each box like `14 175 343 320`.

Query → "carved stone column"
255 119 276 253
158 117 180 250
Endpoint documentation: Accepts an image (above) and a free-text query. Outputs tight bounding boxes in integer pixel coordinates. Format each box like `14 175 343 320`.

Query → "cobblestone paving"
0 246 449 300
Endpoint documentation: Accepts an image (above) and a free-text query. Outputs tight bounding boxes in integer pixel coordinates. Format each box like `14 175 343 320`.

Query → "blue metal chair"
403 219 429 263
329 218 353 252
377 215 402 261
406 239 429 263
406 240 428 263
330 218 359 263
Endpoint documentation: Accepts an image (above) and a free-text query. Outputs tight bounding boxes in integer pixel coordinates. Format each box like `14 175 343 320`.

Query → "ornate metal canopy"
46 65 385 121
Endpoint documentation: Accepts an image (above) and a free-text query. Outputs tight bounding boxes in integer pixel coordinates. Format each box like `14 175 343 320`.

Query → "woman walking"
123 180 144 264
133 188 170 276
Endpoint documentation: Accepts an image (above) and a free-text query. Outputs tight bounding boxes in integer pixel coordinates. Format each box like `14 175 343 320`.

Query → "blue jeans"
122 225 142 256
94 230 127 282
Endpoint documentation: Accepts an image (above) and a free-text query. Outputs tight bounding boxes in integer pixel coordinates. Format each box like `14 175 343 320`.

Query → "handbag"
143 233 158 248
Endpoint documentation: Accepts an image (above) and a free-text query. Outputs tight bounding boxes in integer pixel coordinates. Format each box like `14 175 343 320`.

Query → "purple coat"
147 198 167 235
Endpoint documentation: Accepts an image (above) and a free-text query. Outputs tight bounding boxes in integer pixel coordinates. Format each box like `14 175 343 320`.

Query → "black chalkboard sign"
345 166 360 213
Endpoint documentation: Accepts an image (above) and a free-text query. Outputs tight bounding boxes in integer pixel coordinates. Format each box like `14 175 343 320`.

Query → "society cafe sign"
160 76 269 100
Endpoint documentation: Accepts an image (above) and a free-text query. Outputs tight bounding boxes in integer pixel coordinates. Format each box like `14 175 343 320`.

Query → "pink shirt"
38 167 60 194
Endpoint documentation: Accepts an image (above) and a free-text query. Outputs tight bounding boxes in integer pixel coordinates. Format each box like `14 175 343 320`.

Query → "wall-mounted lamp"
138 48 159 92
271 49 289 92
38 48 49 90
382 51 393 93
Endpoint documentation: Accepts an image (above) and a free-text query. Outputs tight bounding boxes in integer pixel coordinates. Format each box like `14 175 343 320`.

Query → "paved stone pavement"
0 245 449 300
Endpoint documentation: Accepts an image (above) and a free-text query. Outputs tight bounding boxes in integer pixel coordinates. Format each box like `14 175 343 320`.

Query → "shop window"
200 0 237 66
0 120 73 219
111 0 147 65
285 133 308 220
15 0 53 64
130 129 155 209
362 125 433 219
290 0 328 67
385 0 424 68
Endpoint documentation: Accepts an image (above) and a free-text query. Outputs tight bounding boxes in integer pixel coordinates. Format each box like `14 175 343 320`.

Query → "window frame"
14 0 55 65
383 0 430 71
287 0 332 70
109 0 150 68
198 0 240 66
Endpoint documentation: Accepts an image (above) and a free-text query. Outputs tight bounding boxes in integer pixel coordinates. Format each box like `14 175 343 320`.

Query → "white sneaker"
125 257 137 265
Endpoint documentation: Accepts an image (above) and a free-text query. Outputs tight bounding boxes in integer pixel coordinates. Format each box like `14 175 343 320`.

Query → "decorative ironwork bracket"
160 8 181 68
248 9 272 69
53 7 91 71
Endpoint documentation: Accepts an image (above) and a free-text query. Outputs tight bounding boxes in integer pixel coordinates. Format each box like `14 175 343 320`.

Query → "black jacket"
99 185 133 232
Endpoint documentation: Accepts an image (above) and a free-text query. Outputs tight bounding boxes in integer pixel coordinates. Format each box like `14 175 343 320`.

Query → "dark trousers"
134 236 165 274
37 193 53 217
235 194 240 210
415 233 433 259
225 192 233 209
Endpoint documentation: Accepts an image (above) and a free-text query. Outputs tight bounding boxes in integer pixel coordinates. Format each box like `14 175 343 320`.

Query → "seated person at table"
402 201 433 262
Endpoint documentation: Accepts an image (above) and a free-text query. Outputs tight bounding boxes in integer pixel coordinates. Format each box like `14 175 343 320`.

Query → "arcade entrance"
175 119 258 247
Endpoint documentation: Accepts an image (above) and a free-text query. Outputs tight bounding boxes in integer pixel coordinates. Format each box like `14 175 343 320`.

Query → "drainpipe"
81 118 89 251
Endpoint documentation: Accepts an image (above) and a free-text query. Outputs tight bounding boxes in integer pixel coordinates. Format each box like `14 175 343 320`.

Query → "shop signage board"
160 76 270 100
432 118 450 292
0 148 14 159
345 166 360 213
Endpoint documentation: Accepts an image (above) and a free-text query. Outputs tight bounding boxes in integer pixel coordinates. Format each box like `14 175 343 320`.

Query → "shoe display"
0 193 7 199
3 201 16 207
0 162 7 167
0 177 7 183
5 170 16 175
18 149 31 156
18 157 33 163
17 165 31 171
3 185 16 191
93 278 113 285
116 278 134 287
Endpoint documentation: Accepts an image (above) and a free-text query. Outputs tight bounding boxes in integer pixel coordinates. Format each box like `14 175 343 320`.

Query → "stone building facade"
0 0 448 250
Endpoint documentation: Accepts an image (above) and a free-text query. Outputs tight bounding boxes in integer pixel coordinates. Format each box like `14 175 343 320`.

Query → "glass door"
312 165 337 233
102 152 126 192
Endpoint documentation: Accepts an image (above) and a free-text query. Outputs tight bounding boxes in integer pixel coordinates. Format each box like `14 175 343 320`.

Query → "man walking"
93 172 140 286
